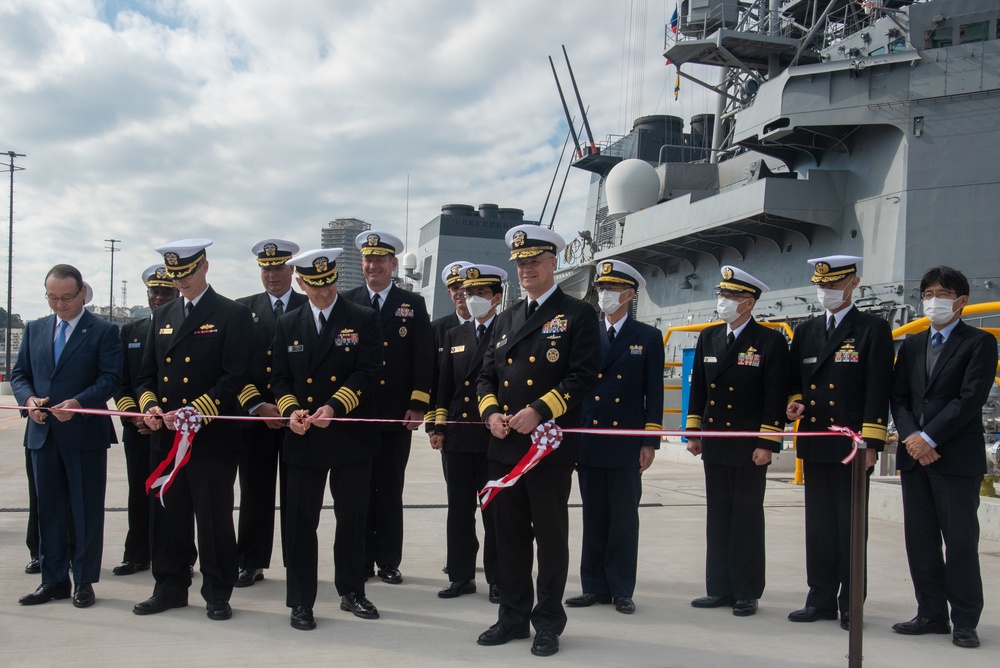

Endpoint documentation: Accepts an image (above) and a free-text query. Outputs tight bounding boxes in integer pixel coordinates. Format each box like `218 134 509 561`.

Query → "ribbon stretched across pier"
145 406 202 506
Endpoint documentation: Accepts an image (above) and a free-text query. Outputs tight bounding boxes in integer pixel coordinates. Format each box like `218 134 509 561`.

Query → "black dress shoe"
614 597 636 614
206 600 232 620
438 580 476 598
73 584 95 608
489 584 500 604
565 592 612 607
234 568 264 588
133 594 188 615
340 592 379 619
364 567 375 581
531 630 560 657
477 622 531 646
891 615 951 635
290 605 316 631
840 612 850 630
378 567 403 584
113 561 150 576
691 595 735 608
788 606 838 622
24 559 41 575
733 599 758 617
18 582 71 605
953 627 980 648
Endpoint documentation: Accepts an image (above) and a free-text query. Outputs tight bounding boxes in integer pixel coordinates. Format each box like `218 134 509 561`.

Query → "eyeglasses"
921 290 957 300
45 290 81 304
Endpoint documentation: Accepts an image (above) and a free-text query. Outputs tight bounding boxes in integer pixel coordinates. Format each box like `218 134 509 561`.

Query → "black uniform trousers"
365 429 411 571
25 447 39 559
285 458 371 608
151 448 238 603
443 449 495 584
237 427 284 570
577 464 643 598
803 460 871 613
121 427 152 563
703 462 767 600
491 457 573 635
900 465 983 628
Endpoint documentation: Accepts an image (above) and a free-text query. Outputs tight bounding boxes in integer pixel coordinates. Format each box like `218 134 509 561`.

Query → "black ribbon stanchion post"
847 442 867 667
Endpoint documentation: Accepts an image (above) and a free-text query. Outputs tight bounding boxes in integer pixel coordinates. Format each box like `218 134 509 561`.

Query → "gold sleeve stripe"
645 422 662 431
116 397 138 412
411 390 431 405
332 387 359 414
435 407 448 426
191 395 218 418
424 410 435 422
139 391 158 412
276 394 299 416
759 432 784 444
788 393 803 404
238 384 262 406
478 393 499 415
861 423 888 441
540 390 568 419
759 424 783 433
686 415 702 430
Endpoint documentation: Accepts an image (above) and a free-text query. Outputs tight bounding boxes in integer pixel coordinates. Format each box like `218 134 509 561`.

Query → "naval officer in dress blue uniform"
564 260 664 615
269 248 384 630
786 256 893 630
476 225 600 658
234 239 307 588
342 231 434 585
430 263 506 602
686 266 789 617
112 265 178 577
133 239 260 622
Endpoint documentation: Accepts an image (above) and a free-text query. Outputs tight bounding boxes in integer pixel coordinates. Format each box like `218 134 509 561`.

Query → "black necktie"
726 331 735 349
527 300 538 318
372 293 381 310
608 325 616 343
826 315 836 340
184 301 193 319
274 298 284 317
318 312 327 333
477 323 486 341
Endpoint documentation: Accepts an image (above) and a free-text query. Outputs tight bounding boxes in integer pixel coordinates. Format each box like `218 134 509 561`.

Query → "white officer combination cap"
461 263 509 288
142 265 173 289
355 230 403 256
716 265 768 299
153 239 213 279
505 224 565 261
82 281 93 305
807 255 863 284
441 260 473 286
287 248 343 287
594 259 646 290
252 239 300 267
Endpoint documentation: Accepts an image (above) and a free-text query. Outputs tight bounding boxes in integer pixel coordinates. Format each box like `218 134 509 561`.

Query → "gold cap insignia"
155 267 167 279
264 243 277 257
367 234 380 247
450 264 462 277
466 267 480 279
512 230 526 248
164 253 179 266
722 267 734 280
815 262 830 275
313 257 329 273
601 262 613 275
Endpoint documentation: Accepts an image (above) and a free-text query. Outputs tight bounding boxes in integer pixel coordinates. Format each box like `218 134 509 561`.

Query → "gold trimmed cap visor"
593 259 646 290
288 248 343 287
462 263 508 288
154 239 213 279
505 224 565 261
252 239 300 267
716 265 768 299
441 261 472 286
807 255 863 284
355 230 403 256
142 264 173 289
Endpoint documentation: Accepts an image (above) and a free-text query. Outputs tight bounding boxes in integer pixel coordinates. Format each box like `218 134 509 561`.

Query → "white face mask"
466 295 495 320
923 297 957 326
716 297 742 324
598 290 625 314
816 285 847 311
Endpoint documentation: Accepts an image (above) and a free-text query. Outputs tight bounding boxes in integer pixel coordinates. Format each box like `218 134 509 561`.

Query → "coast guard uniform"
788 256 892 623
686 266 789 610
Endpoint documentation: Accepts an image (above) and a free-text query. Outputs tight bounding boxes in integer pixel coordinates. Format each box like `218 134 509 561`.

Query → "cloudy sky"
1 0 713 319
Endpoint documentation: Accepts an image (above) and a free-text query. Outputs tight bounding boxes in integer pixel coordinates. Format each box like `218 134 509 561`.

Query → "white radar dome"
401 252 417 271
605 158 660 220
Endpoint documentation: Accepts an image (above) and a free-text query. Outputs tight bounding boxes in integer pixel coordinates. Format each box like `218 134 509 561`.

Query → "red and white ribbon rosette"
828 424 865 464
145 406 203 506
479 420 562 510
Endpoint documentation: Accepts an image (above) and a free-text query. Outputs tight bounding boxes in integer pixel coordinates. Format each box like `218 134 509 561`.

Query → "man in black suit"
112 265 178 576
476 225 600 658
132 239 259 621
233 239 307 588
890 266 997 649
430 263 506 603
786 256 893 630
564 260 664 616
270 248 383 630
13 264 122 609
685 265 789 618
342 230 433 585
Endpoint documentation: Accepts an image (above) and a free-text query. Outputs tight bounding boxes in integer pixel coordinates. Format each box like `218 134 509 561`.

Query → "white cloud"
0 0 712 319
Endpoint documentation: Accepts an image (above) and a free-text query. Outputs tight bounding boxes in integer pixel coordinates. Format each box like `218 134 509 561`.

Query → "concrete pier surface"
1 394 997 667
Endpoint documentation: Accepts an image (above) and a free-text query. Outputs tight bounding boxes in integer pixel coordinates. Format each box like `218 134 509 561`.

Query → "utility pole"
105 239 121 323
3 151 25 380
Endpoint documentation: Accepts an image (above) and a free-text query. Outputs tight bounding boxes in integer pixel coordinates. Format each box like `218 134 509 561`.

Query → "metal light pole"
4 151 25 379
105 239 121 323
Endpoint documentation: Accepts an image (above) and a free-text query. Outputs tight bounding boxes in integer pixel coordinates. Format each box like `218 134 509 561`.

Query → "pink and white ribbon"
145 406 202 506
